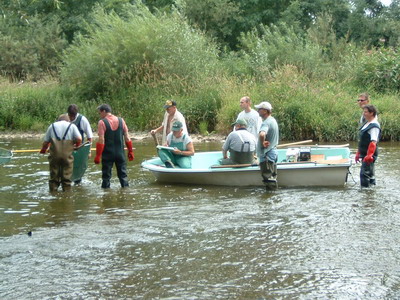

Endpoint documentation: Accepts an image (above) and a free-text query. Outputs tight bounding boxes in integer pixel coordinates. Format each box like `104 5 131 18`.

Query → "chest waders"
158 134 192 169
48 123 74 192
101 118 129 188
358 123 380 187
72 115 85 141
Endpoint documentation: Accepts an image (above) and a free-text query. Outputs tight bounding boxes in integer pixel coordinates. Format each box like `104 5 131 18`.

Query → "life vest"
358 122 380 157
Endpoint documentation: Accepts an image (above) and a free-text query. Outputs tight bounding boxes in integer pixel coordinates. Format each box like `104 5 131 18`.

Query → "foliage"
60 3 221 99
237 23 324 79
0 16 67 81
0 80 68 131
175 0 240 49
352 47 400 92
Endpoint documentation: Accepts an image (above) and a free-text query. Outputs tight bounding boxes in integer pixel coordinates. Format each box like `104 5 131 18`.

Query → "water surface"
1 138 399 299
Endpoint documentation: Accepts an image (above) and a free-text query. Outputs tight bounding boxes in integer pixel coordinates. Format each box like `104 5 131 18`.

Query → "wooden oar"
151 133 159 146
277 140 313 148
311 144 350 148
211 163 256 169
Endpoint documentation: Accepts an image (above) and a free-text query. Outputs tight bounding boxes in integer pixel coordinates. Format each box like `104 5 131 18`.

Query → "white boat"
141 146 352 187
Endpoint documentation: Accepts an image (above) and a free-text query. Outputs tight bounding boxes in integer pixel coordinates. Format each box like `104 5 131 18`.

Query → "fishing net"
71 143 91 181
0 147 12 165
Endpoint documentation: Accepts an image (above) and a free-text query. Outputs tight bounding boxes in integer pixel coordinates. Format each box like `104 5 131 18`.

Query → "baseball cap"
172 121 183 131
231 118 247 127
164 100 177 109
255 101 272 111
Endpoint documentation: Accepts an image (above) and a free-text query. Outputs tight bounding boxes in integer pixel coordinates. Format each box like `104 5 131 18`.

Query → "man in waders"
67 104 93 143
220 118 257 165
355 104 381 187
158 121 194 168
40 114 82 192
94 104 134 188
67 104 93 184
255 101 279 190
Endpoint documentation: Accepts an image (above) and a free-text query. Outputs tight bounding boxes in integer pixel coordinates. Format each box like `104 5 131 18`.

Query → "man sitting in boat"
220 119 257 165
158 121 195 168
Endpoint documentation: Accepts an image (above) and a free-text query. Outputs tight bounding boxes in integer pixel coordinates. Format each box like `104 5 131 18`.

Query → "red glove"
39 142 49 154
94 143 105 164
75 140 81 148
39 147 47 154
355 151 360 163
363 142 376 165
126 140 134 161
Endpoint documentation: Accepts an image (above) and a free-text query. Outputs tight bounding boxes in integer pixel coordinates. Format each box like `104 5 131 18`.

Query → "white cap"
255 101 272 111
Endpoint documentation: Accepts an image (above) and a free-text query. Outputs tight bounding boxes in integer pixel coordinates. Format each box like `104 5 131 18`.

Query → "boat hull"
142 148 352 187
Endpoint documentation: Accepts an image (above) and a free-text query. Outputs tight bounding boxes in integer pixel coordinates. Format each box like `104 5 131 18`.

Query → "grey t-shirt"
223 129 257 152
256 116 279 162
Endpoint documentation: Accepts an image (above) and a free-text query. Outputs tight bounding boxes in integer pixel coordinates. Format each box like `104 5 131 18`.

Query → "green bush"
238 23 324 79
0 16 67 81
352 47 400 93
60 3 221 99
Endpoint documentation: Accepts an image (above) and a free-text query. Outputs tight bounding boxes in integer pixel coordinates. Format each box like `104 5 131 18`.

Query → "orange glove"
355 151 360 163
363 142 376 165
94 143 105 164
126 140 134 161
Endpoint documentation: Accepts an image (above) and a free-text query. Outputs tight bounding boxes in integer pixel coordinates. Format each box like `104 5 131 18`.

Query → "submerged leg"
260 160 278 190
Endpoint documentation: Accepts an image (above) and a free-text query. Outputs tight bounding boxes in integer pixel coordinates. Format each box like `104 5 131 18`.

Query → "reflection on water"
1 138 400 299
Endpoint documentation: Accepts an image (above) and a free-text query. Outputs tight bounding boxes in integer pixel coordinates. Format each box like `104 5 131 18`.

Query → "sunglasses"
357 99 367 102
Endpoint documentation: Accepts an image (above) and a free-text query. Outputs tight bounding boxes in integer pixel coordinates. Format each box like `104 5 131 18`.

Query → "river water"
1 138 399 299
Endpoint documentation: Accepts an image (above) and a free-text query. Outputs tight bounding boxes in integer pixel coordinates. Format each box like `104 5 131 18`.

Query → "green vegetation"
1 1 400 141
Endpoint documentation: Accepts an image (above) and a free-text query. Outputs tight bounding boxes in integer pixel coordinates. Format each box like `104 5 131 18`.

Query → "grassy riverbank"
1 72 399 142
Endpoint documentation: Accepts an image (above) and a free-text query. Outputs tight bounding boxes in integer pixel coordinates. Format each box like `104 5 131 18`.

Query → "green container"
71 143 91 182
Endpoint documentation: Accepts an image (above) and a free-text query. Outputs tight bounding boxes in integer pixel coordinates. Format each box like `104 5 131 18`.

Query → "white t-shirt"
161 110 188 145
44 120 81 142
235 109 262 138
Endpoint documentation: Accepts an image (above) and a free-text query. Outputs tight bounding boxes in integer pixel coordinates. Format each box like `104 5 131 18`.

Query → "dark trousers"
101 158 129 188
360 161 376 187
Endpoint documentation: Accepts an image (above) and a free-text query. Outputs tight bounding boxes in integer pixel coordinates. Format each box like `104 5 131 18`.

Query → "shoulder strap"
74 115 82 128
52 123 61 141
62 123 72 140
235 130 250 152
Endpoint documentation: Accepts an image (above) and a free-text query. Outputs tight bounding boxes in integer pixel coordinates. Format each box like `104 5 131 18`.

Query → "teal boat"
0 147 12 165
71 143 91 182
141 146 352 187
